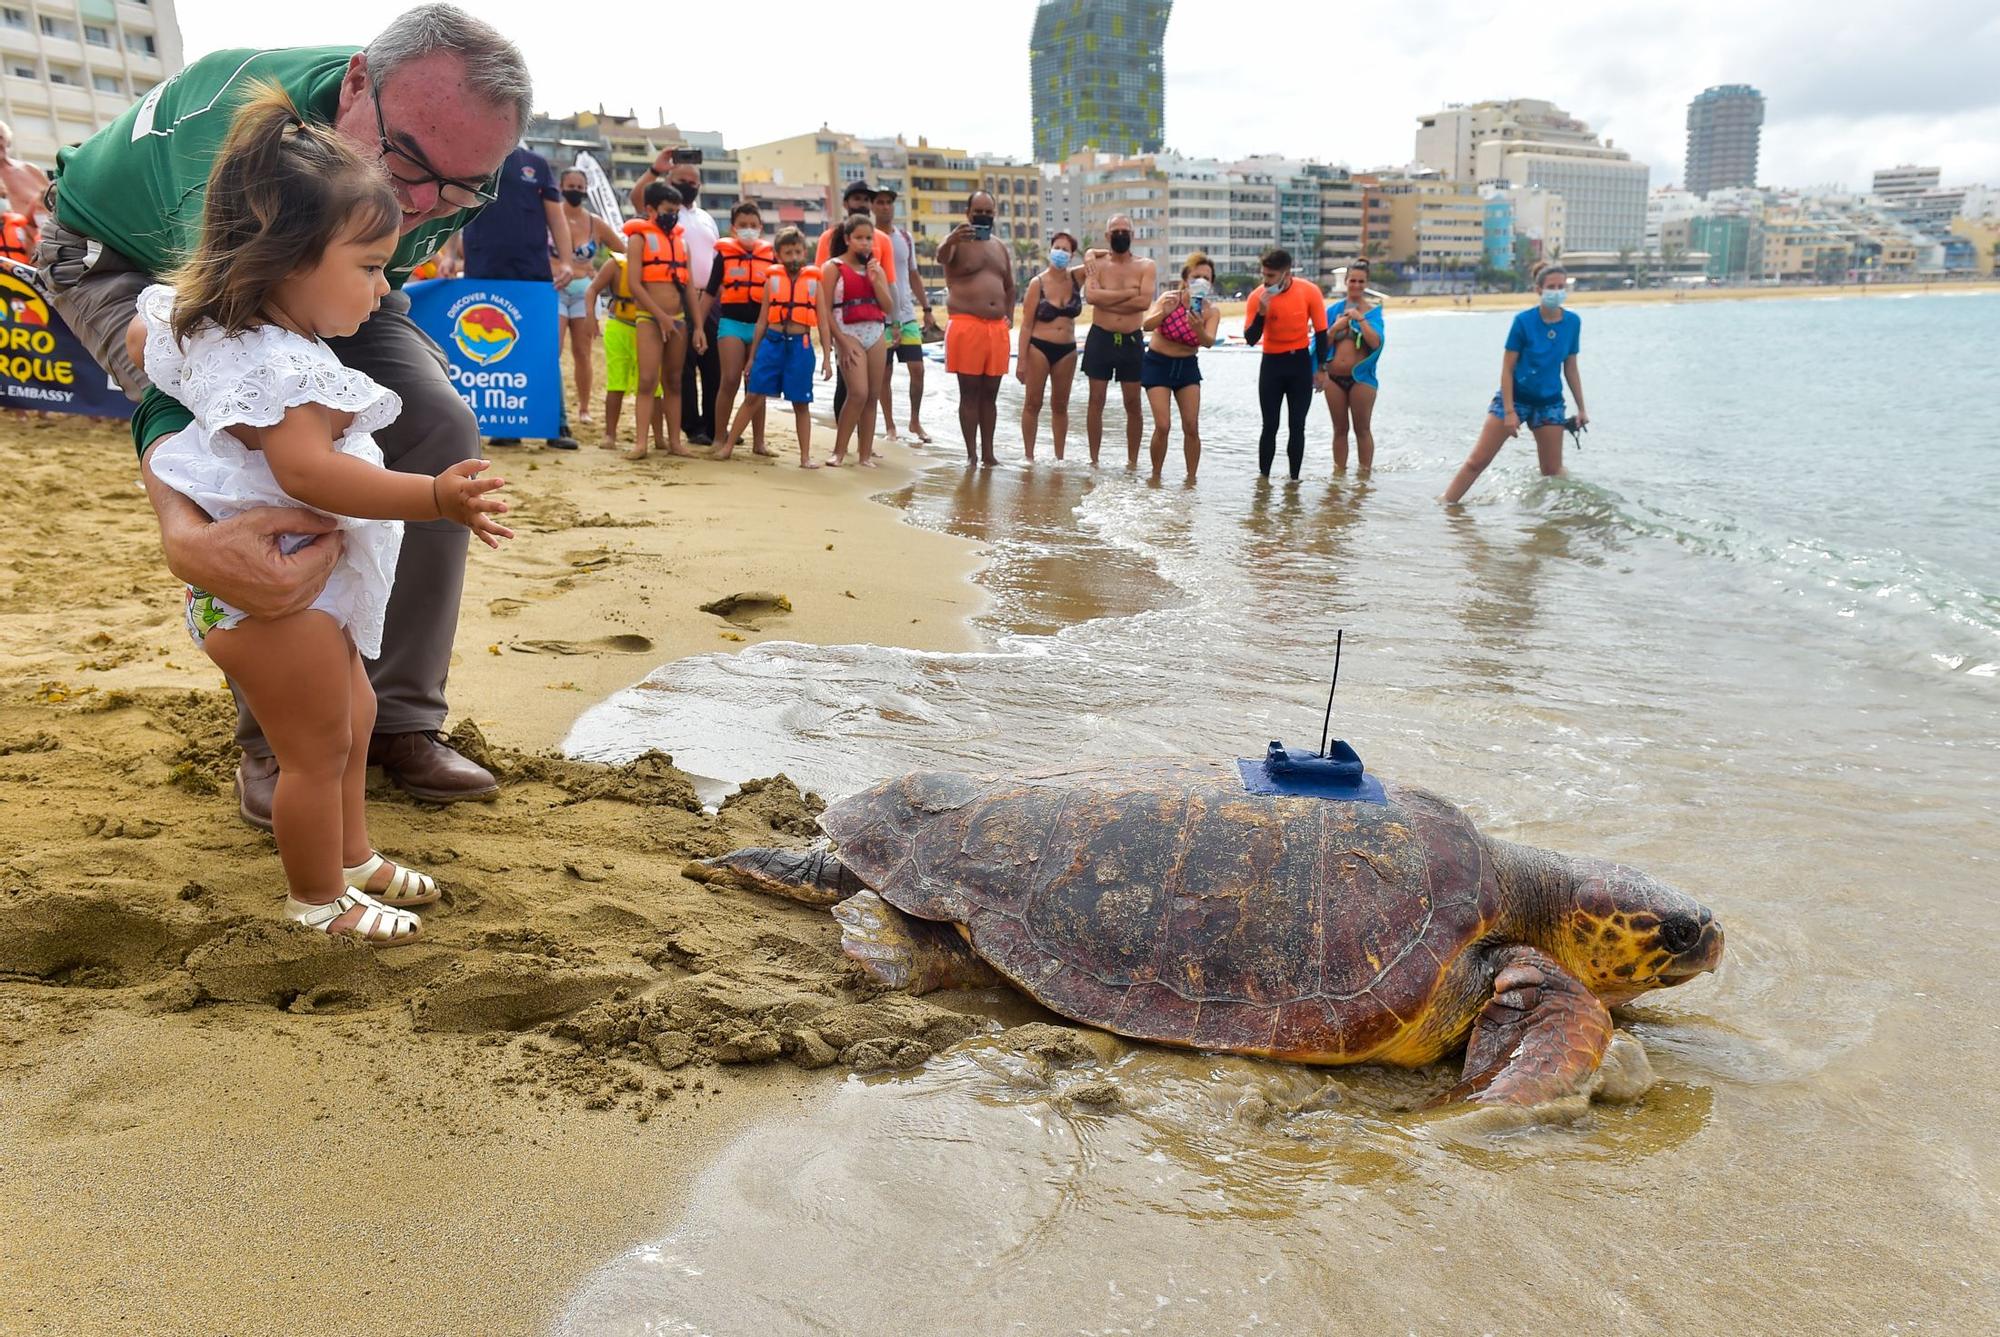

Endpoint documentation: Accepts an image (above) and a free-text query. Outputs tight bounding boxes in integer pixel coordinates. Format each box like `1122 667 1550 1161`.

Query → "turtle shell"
820 759 1507 1062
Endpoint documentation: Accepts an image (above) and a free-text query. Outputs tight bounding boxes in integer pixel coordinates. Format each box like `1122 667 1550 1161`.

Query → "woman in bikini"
554 168 623 429
1139 250 1222 483
1317 257 1385 474
1015 231 1082 461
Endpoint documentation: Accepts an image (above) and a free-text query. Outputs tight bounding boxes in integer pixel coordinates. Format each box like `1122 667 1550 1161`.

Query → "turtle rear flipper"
834 890 1003 995
1441 947 1612 1106
696 845 866 906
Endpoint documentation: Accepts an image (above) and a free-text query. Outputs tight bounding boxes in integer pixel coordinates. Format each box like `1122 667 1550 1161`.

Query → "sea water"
560 293 2000 1331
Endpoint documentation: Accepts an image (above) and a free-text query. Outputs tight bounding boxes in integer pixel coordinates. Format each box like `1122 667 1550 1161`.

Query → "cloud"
175 0 1998 189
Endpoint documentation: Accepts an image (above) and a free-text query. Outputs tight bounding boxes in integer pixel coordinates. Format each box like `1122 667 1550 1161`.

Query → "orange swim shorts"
945 314 1011 377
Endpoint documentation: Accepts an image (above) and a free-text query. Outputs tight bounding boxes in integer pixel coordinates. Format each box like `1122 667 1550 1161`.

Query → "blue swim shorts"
749 331 816 405
1488 392 1567 430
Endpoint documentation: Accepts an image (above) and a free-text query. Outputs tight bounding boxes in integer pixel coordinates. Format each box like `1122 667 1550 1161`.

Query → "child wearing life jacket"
0 203 35 268
621 180 704 461
707 200 776 460
722 227 828 469
584 250 664 453
820 213 895 468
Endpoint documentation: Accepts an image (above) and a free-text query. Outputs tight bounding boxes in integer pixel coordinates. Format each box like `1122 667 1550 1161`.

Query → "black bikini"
1030 275 1083 365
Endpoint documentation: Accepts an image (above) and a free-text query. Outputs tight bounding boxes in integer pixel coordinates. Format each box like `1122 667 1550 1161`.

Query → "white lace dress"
138 284 405 659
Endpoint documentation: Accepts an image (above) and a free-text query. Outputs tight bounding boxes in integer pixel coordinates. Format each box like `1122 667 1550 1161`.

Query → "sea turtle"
702 760 1724 1105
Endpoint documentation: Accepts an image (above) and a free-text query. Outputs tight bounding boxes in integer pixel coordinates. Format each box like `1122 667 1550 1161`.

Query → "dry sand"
0 408 996 1335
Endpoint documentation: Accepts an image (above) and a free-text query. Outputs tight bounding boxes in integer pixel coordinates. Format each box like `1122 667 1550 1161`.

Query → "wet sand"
0 410 989 1335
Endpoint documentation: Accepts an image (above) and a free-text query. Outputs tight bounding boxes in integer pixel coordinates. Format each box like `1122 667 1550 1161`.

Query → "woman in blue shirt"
1442 261 1589 502
1317 258 1385 474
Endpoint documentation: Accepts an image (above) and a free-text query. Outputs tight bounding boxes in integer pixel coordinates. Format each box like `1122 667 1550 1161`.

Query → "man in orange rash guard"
1242 247 1327 479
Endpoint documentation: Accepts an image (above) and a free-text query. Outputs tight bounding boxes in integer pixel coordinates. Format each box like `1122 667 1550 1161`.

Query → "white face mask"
1541 286 1568 308
736 227 760 245
1188 277 1212 298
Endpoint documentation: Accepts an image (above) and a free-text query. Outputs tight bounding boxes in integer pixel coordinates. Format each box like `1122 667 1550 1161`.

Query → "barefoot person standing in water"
1318 258 1384 474
1016 231 1081 461
937 191 1014 467
1080 214 1154 468
1442 261 1587 502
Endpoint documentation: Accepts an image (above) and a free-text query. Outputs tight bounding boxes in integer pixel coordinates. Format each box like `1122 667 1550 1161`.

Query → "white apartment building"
0 0 182 172
1498 186 1565 257
1871 165 1940 198
1416 98 1649 252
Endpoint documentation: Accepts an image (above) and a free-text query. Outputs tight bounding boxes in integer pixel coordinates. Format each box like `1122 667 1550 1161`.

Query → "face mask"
783 257 803 275
1188 277 1212 299
1541 286 1567 307
851 242 872 261
1109 232 1132 254
1264 279 1286 297
561 189 587 207
1049 250 1072 270
674 181 700 207
736 227 760 245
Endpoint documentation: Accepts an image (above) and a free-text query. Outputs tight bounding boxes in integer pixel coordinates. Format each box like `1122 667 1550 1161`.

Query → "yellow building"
1376 177 1485 281
1755 211 1856 280
736 125 869 203
1950 217 2000 276
905 139 982 291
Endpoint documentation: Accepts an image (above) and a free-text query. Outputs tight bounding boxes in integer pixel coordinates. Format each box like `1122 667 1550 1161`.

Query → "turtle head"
1553 855 1724 1005
1490 840 1723 1005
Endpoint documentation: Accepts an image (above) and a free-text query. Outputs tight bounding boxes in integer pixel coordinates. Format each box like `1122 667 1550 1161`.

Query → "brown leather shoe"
236 753 278 832
369 730 500 803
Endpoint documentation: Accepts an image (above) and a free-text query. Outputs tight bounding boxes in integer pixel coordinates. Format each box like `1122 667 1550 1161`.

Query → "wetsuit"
1244 279 1327 478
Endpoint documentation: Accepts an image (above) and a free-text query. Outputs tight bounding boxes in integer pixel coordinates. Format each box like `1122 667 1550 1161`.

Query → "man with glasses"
36 4 530 825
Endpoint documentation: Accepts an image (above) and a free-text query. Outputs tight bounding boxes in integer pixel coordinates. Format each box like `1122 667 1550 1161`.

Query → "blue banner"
405 277 561 438
0 261 134 417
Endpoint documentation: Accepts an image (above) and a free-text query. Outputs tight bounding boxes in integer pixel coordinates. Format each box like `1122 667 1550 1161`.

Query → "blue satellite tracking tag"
1237 740 1388 804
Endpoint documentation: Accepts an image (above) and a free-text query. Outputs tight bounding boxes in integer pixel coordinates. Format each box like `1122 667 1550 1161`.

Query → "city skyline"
171 0 1999 192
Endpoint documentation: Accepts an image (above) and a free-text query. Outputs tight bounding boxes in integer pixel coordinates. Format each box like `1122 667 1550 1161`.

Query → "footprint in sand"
509 634 655 656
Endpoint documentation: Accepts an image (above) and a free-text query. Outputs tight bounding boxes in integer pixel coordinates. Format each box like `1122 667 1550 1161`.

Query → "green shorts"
603 318 662 398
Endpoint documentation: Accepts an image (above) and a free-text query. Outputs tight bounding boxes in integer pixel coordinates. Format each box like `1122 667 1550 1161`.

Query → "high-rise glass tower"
1684 85 1764 197
1029 0 1172 164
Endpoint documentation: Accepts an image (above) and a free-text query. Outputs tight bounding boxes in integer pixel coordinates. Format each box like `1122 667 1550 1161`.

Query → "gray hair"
366 4 532 131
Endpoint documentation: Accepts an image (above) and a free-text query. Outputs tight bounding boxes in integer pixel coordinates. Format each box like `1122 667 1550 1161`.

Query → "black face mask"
658 211 679 229
673 181 700 207
1109 232 1132 254
561 188 587 207
969 214 996 229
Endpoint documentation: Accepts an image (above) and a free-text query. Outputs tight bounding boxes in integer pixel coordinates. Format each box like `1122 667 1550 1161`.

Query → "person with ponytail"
39 4 530 824
130 85 513 944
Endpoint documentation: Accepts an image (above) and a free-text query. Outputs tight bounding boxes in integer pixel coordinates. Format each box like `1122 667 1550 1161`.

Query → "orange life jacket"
763 264 822 330
622 217 689 287
715 236 775 308
0 212 37 266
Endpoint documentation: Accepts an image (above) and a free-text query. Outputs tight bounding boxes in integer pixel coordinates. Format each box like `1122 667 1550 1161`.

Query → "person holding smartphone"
1317 258 1385 474
937 191 1014 467
1139 251 1222 483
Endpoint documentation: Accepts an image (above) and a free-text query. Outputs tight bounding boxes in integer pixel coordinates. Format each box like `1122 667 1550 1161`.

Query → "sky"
177 0 2000 191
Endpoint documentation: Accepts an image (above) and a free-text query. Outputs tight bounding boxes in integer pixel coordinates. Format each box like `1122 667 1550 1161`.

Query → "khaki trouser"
36 216 480 758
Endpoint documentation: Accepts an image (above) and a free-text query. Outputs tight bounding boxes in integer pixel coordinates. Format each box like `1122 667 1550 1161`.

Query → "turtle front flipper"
833 890 1004 995
1441 947 1613 1106
695 844 867 906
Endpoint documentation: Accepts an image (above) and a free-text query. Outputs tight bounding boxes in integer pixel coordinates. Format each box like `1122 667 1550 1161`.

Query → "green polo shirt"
55 45 479 456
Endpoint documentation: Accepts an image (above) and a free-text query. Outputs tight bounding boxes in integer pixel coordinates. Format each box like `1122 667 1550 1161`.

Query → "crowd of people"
24 2 1590 945
447 151 1588 491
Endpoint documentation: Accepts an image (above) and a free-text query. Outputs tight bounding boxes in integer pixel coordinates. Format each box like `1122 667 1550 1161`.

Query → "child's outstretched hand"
433 459 513 548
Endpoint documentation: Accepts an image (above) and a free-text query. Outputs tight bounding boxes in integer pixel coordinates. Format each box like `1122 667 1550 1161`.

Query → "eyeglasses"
369 75 498 210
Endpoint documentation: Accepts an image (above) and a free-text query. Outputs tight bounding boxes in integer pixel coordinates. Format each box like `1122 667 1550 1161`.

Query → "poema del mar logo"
452 300 520 365
0 269 52 328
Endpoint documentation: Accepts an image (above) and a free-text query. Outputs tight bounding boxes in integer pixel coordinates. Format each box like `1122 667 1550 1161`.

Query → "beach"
0 412 986 1335
5 283 1999 1335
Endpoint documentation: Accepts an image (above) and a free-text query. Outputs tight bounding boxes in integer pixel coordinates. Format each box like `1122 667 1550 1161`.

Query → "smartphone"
972 223 993 242
671 147 703 165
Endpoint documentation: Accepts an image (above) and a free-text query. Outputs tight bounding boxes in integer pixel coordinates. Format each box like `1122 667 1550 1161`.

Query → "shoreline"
0 407 995 1336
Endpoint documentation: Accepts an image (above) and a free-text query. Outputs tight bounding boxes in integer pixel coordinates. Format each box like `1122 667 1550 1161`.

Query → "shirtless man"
1080 214 1156 467
936 190 1014 466
0 122 50 227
